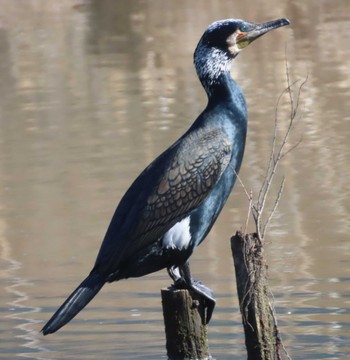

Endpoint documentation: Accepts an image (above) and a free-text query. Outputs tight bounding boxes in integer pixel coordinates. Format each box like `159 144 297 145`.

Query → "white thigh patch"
162 217 191 250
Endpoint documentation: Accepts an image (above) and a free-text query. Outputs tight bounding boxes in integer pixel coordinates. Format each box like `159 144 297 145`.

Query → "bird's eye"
239 26 249 32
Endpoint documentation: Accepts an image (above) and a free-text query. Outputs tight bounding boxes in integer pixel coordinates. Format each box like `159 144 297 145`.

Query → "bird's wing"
126 127 232 253
95 127 232 273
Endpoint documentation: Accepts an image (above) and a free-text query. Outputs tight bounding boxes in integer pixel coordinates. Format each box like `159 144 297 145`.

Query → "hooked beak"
237 18 290 49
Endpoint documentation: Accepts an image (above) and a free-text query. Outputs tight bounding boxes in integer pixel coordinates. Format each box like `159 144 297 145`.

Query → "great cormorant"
42 18 289 335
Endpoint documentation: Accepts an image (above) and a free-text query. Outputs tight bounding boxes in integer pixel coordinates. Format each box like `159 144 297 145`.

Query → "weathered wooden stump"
161 288 211 360
231 231 282 360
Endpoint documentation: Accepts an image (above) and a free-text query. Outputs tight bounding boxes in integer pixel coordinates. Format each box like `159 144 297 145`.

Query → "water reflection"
0 212 49 358
0 0 349 359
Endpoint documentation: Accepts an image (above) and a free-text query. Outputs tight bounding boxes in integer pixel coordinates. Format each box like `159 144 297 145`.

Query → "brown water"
1 1 349 359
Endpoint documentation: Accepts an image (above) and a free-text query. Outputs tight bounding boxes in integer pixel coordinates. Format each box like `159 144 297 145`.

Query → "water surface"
1 1 349 359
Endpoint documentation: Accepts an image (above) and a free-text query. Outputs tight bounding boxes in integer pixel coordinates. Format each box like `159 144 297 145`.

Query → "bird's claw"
190 280 216 324
172 278 216 324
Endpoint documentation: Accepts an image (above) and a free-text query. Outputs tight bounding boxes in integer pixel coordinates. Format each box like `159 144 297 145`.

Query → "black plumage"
42 17 289 335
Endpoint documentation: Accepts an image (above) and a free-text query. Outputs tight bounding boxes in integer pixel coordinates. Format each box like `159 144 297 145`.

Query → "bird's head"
194 18 290 91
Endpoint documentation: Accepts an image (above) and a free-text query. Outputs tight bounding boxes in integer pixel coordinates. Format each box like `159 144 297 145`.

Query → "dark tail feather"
42 272 105 335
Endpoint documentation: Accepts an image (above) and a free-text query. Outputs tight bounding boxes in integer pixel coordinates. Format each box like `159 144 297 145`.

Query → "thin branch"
258 77 306 240
233 167 252 202
244 191 253 235
281 136 303 159
259 80 294 202
255 79 300 239
293 75 308 118
262 177 285 239
232 167 259 231
285 59 295 119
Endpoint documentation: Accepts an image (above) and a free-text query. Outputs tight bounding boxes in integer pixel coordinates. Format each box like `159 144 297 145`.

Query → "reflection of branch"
245 61 308 241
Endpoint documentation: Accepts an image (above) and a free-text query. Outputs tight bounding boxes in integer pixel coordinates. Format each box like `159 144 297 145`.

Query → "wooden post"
161 288 211 360
231 231 281 360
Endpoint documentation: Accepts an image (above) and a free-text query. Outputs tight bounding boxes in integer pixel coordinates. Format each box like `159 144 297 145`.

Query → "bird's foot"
172 277 216 324
167 264 216 324
188 279 216 324
171 277 187 290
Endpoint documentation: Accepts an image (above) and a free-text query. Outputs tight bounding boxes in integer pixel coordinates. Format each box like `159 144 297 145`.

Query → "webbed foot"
167 263 216 324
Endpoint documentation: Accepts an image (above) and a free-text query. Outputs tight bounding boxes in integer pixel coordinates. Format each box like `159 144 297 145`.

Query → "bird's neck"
206 72 240 103
194 44 233 94
193 44 247 127
200 69 247 118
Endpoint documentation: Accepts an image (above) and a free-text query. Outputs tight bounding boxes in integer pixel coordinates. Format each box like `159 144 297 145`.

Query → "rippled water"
1 1 349 359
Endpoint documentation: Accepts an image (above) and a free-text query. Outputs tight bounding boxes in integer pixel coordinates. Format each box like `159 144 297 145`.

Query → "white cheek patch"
227 32 240 56
163 217 191 250
228 43 241 56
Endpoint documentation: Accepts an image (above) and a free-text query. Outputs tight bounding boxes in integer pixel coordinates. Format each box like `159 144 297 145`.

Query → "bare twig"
232 169 255 234
242 60 307 242
233 168 253 202
244 190 253 234
262 176 285 239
